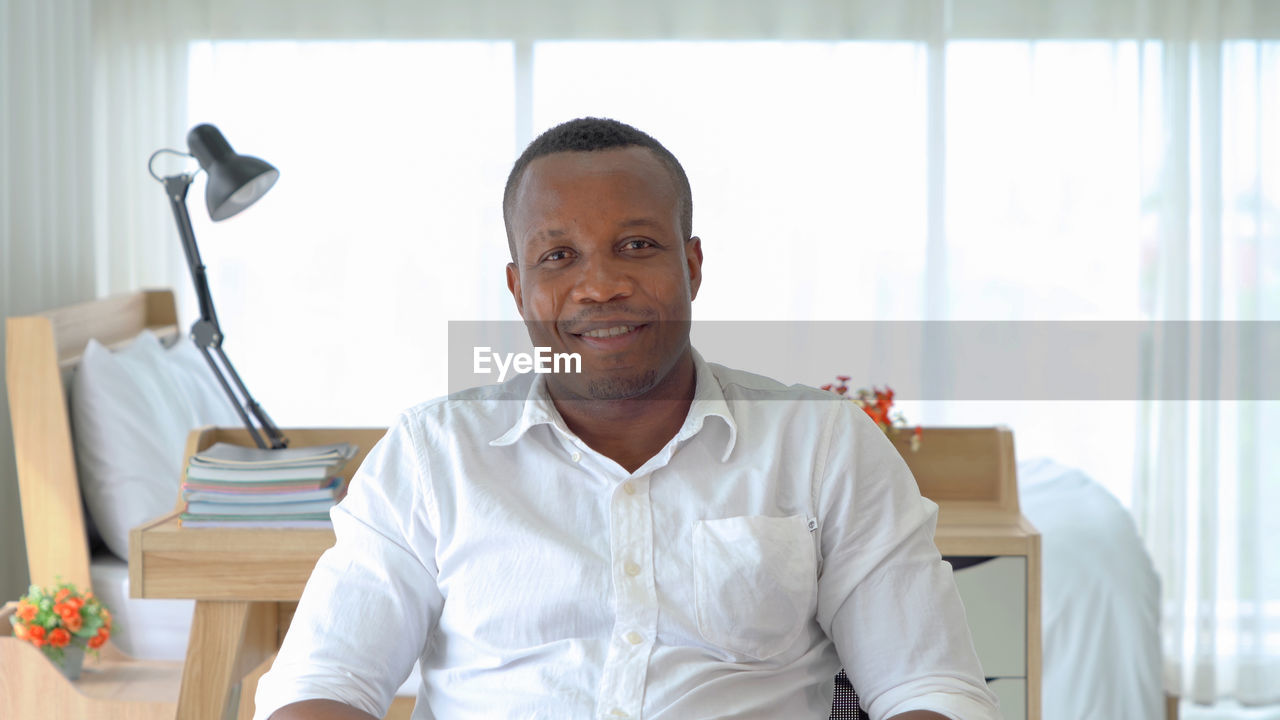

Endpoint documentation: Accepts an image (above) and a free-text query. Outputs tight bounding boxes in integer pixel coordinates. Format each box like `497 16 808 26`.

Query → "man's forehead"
513 147 680 224
520 146 673 191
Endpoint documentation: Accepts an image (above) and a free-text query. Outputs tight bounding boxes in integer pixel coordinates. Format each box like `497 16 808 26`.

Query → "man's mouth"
580 325 637 339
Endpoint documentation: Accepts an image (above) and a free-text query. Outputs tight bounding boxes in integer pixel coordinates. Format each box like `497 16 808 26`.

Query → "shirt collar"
489 348 738 462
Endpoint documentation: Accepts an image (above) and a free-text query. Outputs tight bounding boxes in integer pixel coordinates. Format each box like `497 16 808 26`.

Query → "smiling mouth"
580 325 638 339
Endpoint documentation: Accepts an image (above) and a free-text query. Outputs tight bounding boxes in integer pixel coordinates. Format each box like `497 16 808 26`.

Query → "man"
256 118 1000 720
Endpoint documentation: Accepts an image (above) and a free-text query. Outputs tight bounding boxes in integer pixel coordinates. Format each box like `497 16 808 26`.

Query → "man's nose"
570 253 633 303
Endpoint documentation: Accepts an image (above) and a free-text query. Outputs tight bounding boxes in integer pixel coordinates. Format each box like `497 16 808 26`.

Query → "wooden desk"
129 427 383 720
129 513 333 720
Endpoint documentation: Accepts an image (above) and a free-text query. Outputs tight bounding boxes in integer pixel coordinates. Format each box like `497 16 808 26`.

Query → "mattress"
89 552 194 661
1017 458 1165 720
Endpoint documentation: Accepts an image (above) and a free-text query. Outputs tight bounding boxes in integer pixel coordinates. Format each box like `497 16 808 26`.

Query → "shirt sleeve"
813 401 1002 720
253 412 443 720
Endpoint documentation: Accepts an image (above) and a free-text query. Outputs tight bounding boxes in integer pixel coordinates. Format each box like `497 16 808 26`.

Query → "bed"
4 288 418 719
1017 457 1168 720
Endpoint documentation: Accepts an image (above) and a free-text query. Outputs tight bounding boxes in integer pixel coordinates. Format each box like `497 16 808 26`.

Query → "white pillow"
71 330 242 560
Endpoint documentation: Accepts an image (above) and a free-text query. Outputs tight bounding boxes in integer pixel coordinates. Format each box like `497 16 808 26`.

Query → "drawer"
988 677 1027 720
949 555 1026 678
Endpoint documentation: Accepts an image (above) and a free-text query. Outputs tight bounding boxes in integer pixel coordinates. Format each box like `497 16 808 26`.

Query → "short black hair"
502 117 693 260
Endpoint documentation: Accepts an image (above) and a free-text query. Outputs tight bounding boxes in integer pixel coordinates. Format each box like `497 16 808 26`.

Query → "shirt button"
624 561 641 577
625 631 643 645
571 451 581 463
609 709 629 718
622 482 636 495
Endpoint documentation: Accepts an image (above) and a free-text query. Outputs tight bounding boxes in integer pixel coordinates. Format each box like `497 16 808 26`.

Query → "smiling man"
256 118 1001 720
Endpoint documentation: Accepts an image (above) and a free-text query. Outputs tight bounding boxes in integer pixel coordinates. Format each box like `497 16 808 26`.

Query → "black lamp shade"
187 124 279 221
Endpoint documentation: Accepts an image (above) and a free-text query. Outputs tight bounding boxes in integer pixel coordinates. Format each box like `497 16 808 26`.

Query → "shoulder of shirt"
703 360 878 441
394 373 534 429
706 360 841 404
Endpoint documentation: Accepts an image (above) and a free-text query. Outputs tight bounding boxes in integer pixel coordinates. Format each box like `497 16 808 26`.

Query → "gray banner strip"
448 321 1280 400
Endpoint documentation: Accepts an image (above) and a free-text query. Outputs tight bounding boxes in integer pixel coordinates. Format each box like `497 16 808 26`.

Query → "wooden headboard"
5 289 179 592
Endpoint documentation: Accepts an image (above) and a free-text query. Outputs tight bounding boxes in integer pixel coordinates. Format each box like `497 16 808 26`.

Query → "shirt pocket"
691 513 817 661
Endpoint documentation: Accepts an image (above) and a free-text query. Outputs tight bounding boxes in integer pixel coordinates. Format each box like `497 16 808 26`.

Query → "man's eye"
541 250 571 263
623 239 656 251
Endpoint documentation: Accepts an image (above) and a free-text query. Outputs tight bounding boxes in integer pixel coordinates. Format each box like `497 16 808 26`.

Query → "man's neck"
550 353 698 474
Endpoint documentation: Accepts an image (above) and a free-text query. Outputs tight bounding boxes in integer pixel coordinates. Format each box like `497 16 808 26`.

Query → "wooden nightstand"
892 427 1041 720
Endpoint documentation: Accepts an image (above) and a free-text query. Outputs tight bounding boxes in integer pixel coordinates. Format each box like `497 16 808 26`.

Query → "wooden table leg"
178 600 279 720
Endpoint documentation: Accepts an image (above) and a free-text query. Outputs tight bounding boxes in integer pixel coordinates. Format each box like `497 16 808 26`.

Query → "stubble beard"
583 368 660 401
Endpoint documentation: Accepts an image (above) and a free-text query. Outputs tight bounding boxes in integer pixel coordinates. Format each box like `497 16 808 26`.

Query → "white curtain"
2 0 1278 707
0 0 192 601
1132 2 1280 705
0 0 95 603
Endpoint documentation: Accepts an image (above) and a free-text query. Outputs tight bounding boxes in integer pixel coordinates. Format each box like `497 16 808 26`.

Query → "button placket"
594 476 657 720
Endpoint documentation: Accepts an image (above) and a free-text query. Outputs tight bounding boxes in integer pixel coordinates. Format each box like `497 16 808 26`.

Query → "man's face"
506 146 703 402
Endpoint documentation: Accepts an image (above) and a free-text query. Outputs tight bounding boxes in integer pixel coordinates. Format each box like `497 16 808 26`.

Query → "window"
187 40 515 426
184 37 1274 510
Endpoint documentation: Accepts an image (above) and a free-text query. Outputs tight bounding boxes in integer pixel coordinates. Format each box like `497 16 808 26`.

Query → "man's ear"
685 237 703 301
506 262 525 318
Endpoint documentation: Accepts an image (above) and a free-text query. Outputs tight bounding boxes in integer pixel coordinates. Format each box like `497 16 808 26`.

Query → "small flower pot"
52 644 86 681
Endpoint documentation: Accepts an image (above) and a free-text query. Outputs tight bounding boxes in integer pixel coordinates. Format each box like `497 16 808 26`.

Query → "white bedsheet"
89 552 194 661
1017 458 1164 720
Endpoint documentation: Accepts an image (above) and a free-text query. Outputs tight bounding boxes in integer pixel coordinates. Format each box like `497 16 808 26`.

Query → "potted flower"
821 375 922 451
8 580 113 680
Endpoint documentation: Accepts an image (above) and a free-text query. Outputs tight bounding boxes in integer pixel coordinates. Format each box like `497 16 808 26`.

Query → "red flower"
88 627 109 649
55 602 79 624
27 625 46 648
48 628 71 648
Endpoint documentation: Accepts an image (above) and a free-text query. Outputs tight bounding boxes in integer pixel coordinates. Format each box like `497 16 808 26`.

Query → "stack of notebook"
180 441 358 528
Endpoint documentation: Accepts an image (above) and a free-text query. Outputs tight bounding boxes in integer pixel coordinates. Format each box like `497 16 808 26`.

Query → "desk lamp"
148 123 288 449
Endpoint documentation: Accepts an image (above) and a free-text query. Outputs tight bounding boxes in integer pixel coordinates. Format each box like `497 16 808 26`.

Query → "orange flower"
48 628 71 648
101 608 113 629
64 596 84 612
88 627 109 649
16 600 36 622
55 588 71 603
27 625 46 648
64 612 83 632
13 622 28 640
55 602 79 623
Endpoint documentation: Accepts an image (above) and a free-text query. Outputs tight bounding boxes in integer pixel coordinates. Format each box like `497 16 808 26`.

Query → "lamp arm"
195 344 267 449
162 172 289 450
163 174 221 332
209 345 288 450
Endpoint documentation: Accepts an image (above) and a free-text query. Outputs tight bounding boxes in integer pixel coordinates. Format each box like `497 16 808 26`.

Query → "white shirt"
254 352 1001 720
